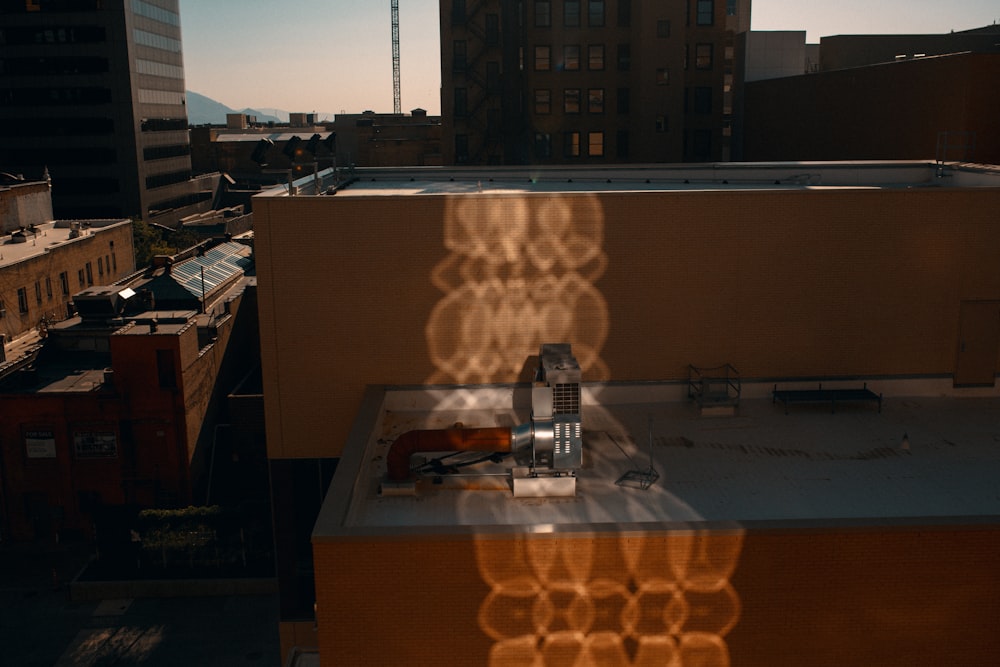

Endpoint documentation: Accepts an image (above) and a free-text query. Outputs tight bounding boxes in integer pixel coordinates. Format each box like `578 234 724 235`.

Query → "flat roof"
316 379 1000 538
0 220 130 270
258 161 1000 200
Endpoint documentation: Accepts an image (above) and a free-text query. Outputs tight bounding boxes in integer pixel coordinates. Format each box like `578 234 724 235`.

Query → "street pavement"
0 541 280 666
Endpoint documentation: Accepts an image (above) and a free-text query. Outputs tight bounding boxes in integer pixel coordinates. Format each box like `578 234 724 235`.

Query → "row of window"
142 143 190 161
0 24 106 45
133 28 181 53
531 42 715 72
529 1 720 29
0 116 115 137
131 0 180 27
136 58 184 80
2 252 116 318
0 56 109 76
145 169 191 190
138 87 185 106
0 86 112 106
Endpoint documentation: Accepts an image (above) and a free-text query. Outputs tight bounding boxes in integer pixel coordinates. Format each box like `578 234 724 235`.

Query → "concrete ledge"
70 575 277 602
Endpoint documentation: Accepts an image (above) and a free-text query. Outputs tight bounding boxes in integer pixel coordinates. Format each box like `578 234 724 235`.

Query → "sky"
178 1 999 118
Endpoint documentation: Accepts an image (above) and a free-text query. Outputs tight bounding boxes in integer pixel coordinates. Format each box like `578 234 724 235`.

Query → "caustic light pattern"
426 194 609 384
476 533 744 666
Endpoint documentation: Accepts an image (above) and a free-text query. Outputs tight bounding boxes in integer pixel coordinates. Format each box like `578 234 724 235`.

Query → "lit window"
564 88 581 113
588 131 604 157
564 45 580 70
696 43 713 69
564 131 581 157
588 88 604 114
588 44 604 70
535 45 551 71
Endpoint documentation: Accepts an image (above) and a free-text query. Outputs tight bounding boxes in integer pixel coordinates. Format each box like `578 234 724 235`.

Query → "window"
564 0 580 27
106 255 111 276
452 0 466 23
588 132 604 157
616 129 630 158
564 45 580 70
564 131 581 157
45 277 52 299
617 87 630 114
697 0 714 26
588 1 604 26
59 272 69 295
535 45 551 71
453 40 467 72
694 86 713 114
727 0 737 16
588 88 604 114
98 257 104 277
618 0 631 26
0 299 5 318
34 281 42 304
535 1 551 27
78 269 85 288
696 43 713 69
486 14 499 45
657 20 671 37
656 115 669 132
588 44 604 70
657 68 670 85
17 287 28 314
454 87 467 117
617 43 630 71
535 89 552 114
487 61 501 94
535 133 552 158
564 88 581 113
85 262 93 285
455 134 469 163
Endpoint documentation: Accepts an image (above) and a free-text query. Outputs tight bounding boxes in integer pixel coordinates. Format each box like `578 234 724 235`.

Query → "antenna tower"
391 0 401 115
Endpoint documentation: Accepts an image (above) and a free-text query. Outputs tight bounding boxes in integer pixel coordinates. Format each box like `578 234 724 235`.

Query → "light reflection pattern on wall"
426 193 609 384
474 531 743 666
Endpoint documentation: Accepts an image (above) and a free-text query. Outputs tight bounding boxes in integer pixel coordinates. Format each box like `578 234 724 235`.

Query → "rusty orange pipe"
386 427 513 481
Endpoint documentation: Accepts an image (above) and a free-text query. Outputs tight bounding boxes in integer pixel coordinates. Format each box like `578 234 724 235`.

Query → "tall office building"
0 0 212 221
440 0 750 165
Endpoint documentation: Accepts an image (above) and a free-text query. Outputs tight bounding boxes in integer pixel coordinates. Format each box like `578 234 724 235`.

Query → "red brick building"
0 240 257 543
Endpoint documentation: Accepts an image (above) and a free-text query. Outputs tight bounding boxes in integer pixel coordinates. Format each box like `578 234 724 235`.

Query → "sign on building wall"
24 429 56 459
73 431 118 459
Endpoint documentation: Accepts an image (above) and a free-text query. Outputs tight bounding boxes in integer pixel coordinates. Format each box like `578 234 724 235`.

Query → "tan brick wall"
256 187 1000 458
314 525 1000 666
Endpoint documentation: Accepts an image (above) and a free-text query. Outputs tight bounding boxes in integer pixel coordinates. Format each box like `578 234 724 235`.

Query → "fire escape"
452 1 505 164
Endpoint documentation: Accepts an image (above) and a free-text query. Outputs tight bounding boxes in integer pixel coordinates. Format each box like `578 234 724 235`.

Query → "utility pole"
391 0 401 115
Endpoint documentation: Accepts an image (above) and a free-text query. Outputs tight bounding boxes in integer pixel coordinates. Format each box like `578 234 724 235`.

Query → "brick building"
0 240 257 543
1 182 134 344
743 52 1000 164
252 161 1000 662
440 0 751 165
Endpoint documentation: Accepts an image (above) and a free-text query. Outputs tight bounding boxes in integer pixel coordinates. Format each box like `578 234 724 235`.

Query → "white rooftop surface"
260 161 1000 201
1 220 127 269
319 381 1000 536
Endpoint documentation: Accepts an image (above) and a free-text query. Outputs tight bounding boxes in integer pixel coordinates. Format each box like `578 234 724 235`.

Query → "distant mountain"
186 91 333 126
